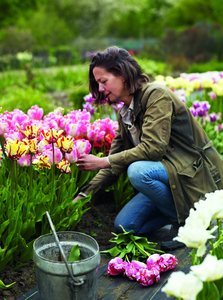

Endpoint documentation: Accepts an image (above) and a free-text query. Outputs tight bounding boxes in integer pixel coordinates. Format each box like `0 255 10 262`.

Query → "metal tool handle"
46 211 78 283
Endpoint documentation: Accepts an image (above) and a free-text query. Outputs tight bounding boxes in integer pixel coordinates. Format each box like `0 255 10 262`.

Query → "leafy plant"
68 245 82 262
100 226 164 263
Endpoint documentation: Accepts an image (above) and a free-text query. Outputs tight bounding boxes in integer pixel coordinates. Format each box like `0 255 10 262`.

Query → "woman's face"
93 67 131 105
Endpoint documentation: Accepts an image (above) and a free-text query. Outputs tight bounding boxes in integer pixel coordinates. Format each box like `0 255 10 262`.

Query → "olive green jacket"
80 83 223 222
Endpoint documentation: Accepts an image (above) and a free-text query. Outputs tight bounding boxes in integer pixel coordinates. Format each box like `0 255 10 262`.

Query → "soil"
0 197 117 300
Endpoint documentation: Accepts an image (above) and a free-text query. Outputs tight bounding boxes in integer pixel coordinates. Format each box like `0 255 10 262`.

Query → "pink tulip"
65 147 79 163
124 260 147 280
135 267 160 286
17 154 31 166
0 119 9 136
27 105 43 120
107 257 127 276
208 91 216 100
146 254 161 271
159 254 178 272
74 139 91 156
87 124 105 142
42 147 63 165
4 130 23 141
65 122 82 137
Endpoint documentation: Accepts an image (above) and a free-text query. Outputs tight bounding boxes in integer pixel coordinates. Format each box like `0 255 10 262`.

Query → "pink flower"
124 261 147 280
74 139 91 156
208 91 216 100
107 257 127 276
4 130 23 141
159 254 178 272
65 122 82 137
65 147 79 163
0 119 9 136
146 254 162 271
27 105 43 120
17 154 31 166
42 147 63 165
87 124 105 142
136 268 160 286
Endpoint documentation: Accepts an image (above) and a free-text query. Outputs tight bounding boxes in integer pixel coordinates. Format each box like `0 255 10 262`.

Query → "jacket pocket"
177 157 219 204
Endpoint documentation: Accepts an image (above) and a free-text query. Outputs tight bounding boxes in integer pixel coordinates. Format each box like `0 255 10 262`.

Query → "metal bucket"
33 231 101 300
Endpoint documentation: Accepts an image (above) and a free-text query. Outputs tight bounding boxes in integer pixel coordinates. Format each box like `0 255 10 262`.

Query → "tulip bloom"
17 154 31 166
41 128 64 144
107 257 127 276
0 147 3 162
124 260 147 280
27 105 43 120
22 138 39 154
135 267 160 286
32 154 51 169
65 147 79 164
191 254 223 282
162 271 203 300
74 139 91 156
56 136 74 153
5 139 29 160
57 159 71 174
0 119 9 136
20 125 41 139
42 147 63 165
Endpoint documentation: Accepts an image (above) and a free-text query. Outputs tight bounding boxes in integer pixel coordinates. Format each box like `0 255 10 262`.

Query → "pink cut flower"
124 261 147 280
159 254 178 273
146 254 162 271
42 147 63 165
27 105 43 120
107 257 128 276
74 139 91 156
65 147 79 163
65 122 82 137
135 267 160 286
17 154 31 166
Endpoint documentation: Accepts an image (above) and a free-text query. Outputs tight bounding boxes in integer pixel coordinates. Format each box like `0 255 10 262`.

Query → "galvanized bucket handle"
46 211 84 288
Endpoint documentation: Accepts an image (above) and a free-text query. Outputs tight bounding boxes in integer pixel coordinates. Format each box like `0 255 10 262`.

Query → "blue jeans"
114 161 178 235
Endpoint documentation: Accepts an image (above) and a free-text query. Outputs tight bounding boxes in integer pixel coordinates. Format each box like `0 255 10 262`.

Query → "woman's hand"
72 195 83 202
76 154 111 171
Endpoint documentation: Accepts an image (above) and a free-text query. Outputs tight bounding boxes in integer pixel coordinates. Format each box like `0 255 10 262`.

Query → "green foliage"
100 226 164 263
135 57 171 77
106 172 134 212
0 86 56 115
188 59 223 73
0 158 93 274
68 85 89 111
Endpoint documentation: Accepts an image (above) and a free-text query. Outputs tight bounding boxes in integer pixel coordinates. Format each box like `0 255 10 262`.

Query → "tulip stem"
11 159 14 210
57 173 64 204
28 154 33 200
52 143 55 202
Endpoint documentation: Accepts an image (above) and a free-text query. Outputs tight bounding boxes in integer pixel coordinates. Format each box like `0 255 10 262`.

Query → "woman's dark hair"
89 46 149 104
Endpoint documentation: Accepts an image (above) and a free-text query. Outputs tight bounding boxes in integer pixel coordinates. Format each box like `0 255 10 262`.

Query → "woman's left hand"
76 154 111 171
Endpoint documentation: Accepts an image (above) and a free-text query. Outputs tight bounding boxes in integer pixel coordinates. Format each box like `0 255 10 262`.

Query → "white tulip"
196 190 223 219
191 254 223 281
161 271 203 300
174 224 217 256
186 207 212 229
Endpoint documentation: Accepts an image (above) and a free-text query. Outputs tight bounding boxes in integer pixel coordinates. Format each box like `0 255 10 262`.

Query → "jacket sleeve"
108 88 173 175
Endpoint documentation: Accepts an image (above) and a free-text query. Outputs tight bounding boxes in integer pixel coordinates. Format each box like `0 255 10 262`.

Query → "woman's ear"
122 77 125 83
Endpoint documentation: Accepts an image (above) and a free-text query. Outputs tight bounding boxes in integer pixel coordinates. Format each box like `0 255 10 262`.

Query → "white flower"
191 254 223 281
174 224 217 256
161 271 203 300
186 207 212 229
195 190 223 219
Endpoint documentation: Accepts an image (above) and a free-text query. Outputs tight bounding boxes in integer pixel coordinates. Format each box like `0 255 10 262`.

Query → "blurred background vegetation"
0 0 223 113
